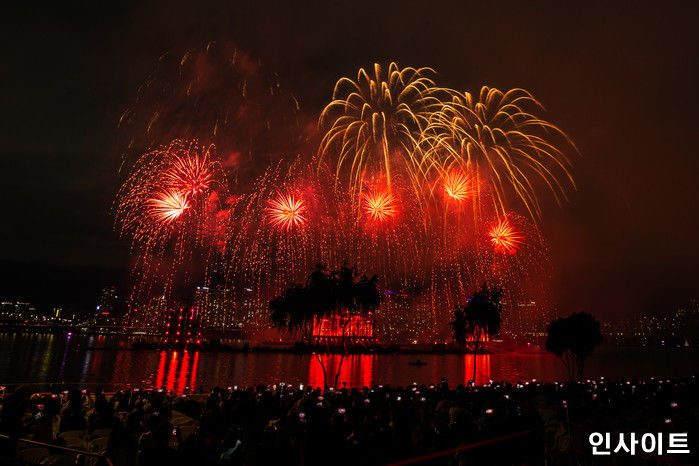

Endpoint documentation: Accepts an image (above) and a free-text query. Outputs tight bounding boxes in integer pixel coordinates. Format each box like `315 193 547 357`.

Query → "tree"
269 264 380 388
450 283 503 384
545 312 603 381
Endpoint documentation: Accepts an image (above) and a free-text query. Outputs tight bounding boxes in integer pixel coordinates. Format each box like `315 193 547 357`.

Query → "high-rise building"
194 286 241 337
376 291 435 343
127 293 168 333
97 286 120 318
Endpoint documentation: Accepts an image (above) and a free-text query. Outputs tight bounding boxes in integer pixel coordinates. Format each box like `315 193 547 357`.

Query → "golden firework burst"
422 87 576 220
319 63 445 198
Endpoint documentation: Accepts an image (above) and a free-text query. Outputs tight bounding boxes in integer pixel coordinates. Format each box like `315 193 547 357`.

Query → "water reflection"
307 354 494 388
152 350 200 392
0 333 696 392
308 354 375 387
464 354 491 385
57 333 71 381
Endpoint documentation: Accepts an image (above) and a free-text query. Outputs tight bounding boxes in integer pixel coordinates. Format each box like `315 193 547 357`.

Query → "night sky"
2 1 698 319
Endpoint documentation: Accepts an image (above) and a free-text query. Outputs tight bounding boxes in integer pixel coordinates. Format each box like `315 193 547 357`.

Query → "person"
59 389 86 433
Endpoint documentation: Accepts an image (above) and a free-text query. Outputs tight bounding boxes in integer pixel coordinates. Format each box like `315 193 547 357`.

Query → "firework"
267 193 308 230
221 158 428 330
162 149 214 196
319 63 444 197
117 56 573 342
148 190 189 224
363 190 398 222
220 159 341 329
422 87 576 219
443 170 474 202
489 217 523 254
115 140 229 329
117 140 226 237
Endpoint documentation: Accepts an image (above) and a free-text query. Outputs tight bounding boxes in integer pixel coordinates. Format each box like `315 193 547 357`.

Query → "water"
0 332 696 391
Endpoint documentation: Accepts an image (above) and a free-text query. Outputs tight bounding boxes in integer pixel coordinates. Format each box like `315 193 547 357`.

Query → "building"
126 294 168 334
0 301 41 321
94 286 122 323
97 286 118 313
194 286 240 337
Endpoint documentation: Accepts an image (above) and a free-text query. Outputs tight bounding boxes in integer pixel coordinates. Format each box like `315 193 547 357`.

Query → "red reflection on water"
111 350 134 387
308 354 375 387
89 347 103 376
166 352 178 391
156 351 167 388
464 354 491 385
189 351 199 391
177 351 190 393
152 350 200 393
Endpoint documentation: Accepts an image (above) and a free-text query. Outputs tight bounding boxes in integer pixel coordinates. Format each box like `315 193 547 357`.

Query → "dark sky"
2 0 698 319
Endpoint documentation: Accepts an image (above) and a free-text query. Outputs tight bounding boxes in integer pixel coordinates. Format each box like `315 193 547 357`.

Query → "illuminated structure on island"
312 312 376 346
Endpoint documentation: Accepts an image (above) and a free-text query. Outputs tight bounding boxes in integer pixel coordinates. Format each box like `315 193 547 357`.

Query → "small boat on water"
408 359 427 366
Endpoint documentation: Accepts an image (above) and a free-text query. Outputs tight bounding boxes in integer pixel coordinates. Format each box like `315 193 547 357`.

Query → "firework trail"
219 158 431 331
480 215 553 338
219 158 339 328
117 41 303 182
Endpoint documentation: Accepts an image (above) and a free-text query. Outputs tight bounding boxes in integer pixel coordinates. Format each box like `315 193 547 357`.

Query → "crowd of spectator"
0 376 696 465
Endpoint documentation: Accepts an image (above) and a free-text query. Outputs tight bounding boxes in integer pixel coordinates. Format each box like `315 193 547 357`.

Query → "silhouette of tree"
450 283 503 384
545 312 603 381
270 263 380 387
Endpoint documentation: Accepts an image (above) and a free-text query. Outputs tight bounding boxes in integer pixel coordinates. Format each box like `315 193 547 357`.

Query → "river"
0 332 696 391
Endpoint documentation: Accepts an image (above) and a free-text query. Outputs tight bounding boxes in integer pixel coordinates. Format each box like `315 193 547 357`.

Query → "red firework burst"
443 171 473 201
148 190 189 224
162 149 214 196
489 218 523 254
267 193 307 230
363 190 398 221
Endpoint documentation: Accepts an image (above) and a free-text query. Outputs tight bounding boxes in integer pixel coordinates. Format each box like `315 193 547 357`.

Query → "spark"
163 149 214 196
363 190 398 222
489 218 523 254
443 171 474 201
148 190 189 224
267 193 307 230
